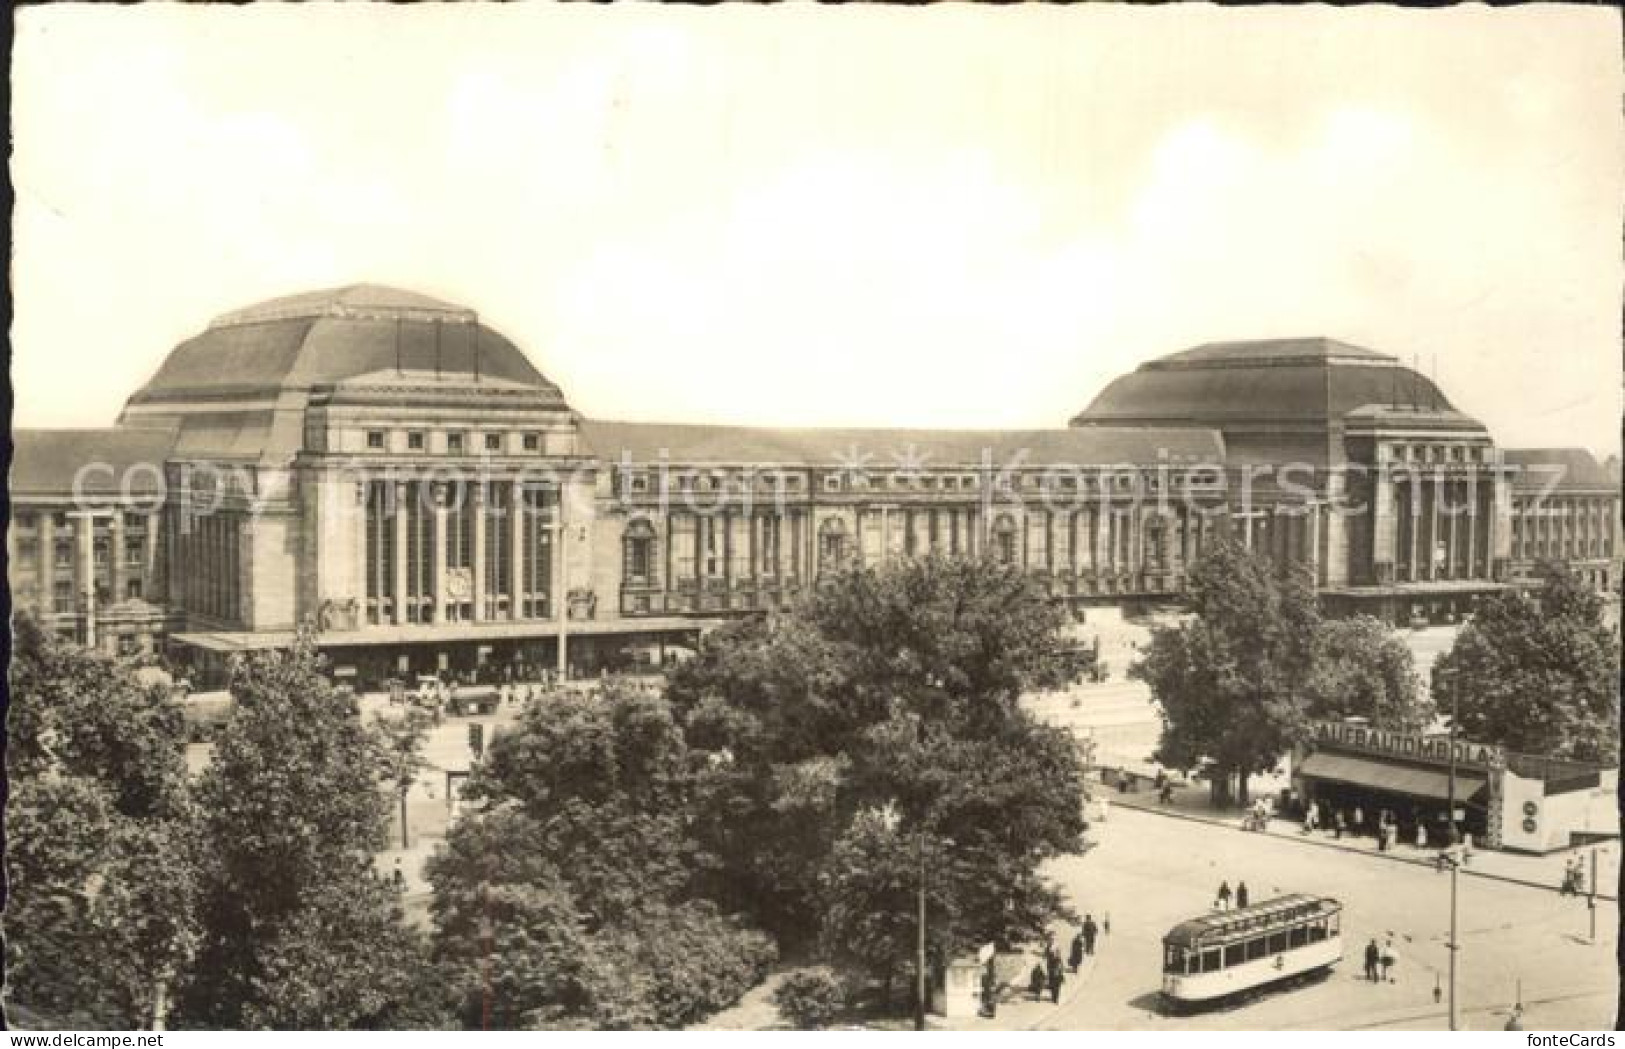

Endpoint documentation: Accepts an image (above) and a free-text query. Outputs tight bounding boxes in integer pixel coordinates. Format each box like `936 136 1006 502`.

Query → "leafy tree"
1432 562 1620 763
1303 615 1432 731
7 612 188 818
1133 537 1320 805
772 967 847 1029
173 632 444 1028
668 555 1086 969
3 614 197 1028
428 683 776 1029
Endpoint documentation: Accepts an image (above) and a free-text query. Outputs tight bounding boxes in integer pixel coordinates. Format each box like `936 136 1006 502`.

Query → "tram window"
1202 949 1220 973
1224 943 1245 968
1307 921 1327 943
1164 946 1183 974
1289 925 1308 948
1329 914 1340 936
1246 937 1268 961
1268 932 1288 954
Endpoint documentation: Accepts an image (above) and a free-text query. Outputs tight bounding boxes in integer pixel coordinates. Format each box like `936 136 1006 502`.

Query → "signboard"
1311 721 1501 769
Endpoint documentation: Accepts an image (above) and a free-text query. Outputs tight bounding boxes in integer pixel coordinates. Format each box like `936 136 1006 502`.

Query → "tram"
1160 894 1342 1009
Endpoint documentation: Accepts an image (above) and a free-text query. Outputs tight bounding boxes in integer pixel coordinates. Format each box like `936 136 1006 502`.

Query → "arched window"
993 514 1019 566
818 518 849 574
623 518 657 587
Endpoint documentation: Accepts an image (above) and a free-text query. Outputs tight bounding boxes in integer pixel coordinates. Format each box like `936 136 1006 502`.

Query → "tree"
772 967 847 1029
668 555 1086 972
1432 562 1620 763
1303 615 1432 731
428 683 776 1029
1133 538 1320 805
3 614 198 1028
173 631 443 1028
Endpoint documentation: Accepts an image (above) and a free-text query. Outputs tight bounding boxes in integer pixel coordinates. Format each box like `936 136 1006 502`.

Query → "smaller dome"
128 284 564 407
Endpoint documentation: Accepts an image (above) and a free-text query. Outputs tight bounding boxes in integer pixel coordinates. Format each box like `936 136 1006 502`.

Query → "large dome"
126 284 563 407
1072 337 1461 426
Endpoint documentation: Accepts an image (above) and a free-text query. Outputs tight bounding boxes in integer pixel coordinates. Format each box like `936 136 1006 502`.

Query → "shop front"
1292 721 1616 854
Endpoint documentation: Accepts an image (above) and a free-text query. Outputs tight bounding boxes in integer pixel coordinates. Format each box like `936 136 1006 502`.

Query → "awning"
1297 750 1486 802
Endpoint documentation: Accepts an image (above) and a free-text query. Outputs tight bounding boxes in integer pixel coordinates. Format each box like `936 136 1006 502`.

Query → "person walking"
1380 937 1398 983
1068 930 1084 972
1082 915 1099 956
1334 810 1347 840
1415 821 1427 849
1216 880 1232 911
1353 805 1365 837
1363 938 1381 982
1047 956 1065 1004
1235 881 1249 909
1028 962 1046 1002
979 964 998 1019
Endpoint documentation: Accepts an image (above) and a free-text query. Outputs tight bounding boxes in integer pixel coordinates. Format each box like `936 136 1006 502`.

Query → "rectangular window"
447 432 465 454
16 512 37 530
367 430 385 450
53 512 68 528
1223 943 1244 968
485 433 503 452
1245 937 1268 961
407 431 425 451
125 539 144 565
523 432 541 452
54 580 73 606
126 579 143 601
1201 949 1220 973
1267 932 1288 955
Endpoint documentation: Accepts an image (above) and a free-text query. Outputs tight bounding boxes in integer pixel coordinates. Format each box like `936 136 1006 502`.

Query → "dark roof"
1163 894 1339 949
1073 338 1463 427
1503 448 1618 492
10 428 176 497
1155 337 1393 367
580 420 1225 467
127 284 564 406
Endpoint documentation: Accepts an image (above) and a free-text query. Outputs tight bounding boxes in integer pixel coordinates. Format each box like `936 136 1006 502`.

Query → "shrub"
773 967 846 1030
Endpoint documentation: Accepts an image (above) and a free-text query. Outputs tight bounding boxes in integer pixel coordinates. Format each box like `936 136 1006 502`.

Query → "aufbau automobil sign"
1311 721 1502 770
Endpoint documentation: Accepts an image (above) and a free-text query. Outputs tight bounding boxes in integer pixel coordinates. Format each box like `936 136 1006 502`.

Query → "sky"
10 4 1623 456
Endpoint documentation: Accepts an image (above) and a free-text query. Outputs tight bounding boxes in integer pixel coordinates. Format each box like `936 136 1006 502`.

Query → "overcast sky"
11 4 1622 455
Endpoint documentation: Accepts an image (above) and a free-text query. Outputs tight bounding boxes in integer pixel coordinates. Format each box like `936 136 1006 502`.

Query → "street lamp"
1443 673 1461 1031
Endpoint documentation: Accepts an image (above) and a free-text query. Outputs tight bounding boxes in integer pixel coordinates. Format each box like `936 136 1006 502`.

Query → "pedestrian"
980 964 998 1019
1380 937 1398 983
1216 880 1232 911
1047 958 1064 1004
392 857 405 891
1353 805 1365 836
1363 938 1381 982
1082 914 1099 955
1415 822 1427 849
1235 881 1249 909
1028 962 1046 1002
1068 930 1084 972
1334 810 1347 840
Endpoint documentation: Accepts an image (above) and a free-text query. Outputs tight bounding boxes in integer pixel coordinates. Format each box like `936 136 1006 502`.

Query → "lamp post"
916 828 927 1032
1445 676 1460 1031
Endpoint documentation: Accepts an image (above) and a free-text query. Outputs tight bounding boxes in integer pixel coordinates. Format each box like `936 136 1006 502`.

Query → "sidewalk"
942 925 1107 1031
1109 782 1619 901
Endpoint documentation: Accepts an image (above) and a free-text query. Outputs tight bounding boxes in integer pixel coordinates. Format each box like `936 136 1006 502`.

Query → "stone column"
509 480 526 620
393 482 410 625
74 512 96 646
472 483 487 622
353 483 369 619
1308 503 1322 585
109 511 126 605
1464 477 1478 578
38 512 56 614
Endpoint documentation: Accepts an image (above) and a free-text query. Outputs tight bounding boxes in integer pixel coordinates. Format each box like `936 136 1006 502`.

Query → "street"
1022 805 1616 1031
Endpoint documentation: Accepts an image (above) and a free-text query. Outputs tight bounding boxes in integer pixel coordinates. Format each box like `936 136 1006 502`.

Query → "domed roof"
1072 337 1461 426
126 284 564 407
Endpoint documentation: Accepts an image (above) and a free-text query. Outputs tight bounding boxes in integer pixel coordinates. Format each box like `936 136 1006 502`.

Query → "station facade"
8 285 1620 682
